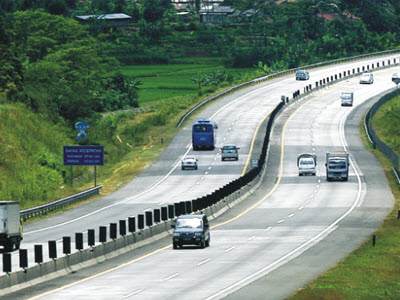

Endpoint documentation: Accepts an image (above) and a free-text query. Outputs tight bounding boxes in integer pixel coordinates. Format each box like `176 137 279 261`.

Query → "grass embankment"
0 59 261 210
288 97 400 299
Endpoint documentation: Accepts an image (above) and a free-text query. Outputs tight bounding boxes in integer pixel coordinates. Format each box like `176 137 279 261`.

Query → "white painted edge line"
205 77 366 300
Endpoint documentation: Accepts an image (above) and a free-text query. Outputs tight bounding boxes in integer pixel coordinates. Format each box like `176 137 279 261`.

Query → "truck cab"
325 151 350 181
341 92 354 106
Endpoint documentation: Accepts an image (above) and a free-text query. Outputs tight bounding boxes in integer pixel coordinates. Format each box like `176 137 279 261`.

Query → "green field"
120 58 259 106
288 99 400 300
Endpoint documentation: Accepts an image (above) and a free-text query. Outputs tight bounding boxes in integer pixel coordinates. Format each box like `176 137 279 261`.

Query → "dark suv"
172 214 210 249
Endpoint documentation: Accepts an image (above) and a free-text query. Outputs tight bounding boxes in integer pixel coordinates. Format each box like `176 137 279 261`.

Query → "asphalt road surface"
3 56 397 299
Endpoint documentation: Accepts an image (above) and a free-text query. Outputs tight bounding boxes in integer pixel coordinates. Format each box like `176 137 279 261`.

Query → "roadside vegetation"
1 0 400 210
288 98 400 299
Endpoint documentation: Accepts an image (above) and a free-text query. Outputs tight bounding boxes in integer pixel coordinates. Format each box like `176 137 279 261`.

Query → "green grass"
288 105 400 300
0 58 260 215
120 58 259 106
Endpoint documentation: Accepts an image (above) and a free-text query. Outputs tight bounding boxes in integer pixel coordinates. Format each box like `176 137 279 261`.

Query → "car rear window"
223 146 236 150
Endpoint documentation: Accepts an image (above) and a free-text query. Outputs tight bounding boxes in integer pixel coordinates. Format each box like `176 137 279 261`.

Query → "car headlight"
173 232 181 237
194 232 202 237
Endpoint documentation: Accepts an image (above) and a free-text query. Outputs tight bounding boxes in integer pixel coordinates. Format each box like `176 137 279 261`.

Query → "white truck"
297 153 317 176
325 151 350 181
0 201 23 252
341 92 354 106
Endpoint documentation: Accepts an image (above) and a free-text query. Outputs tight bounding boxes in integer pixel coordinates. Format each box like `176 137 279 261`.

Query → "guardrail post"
3 253 11 273
110 223 117 240
161 207 168 221
185 201 192 214
128 217 136 233
88 229 95 248
34 245 43 264
48 241 57 260
168 205 175 219
145 211 153 227
19 249 28 270
138 214 144 230
154 209 161 223
75 233 83 250
63 237 71 255
119 220 127 236
99 226 107 243
174 203 180 216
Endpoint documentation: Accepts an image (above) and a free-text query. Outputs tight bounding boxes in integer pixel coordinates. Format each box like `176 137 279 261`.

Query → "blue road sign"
63 146 104 166
75 121 89 140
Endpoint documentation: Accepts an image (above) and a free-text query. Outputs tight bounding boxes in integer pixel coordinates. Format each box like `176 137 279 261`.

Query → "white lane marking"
205 172 209 175
288 214 294 218
122 290 143 298
277 220 284 224
143 208 152 212
248 236 255 241
298 206 304 211
158 201 166 206
225 246 236 252
164 273 179 281
206 69 370 300
198 258 211 266
208 167 212 170
264 226 272 232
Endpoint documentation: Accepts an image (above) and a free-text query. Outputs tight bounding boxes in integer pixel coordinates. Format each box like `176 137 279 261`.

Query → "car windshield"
176 218 203 229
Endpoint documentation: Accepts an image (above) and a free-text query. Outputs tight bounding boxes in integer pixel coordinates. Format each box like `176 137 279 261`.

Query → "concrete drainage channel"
1 52 400 295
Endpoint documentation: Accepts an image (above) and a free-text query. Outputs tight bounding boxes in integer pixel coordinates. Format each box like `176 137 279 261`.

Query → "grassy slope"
0 59 260 210
288 100 400 299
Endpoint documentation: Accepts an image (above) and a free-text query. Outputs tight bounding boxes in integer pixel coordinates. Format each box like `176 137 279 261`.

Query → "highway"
3 55 397 299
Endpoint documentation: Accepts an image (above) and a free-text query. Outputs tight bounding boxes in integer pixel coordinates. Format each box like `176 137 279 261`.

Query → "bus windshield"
193 124 213 133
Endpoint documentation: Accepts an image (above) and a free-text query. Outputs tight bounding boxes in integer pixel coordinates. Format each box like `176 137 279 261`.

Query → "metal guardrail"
20 185 102 221
177 48 400 128
364 88 400 185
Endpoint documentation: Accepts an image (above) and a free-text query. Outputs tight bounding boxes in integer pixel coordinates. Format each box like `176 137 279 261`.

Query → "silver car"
359 72 374 84
221 145 239 161
181 156 198 170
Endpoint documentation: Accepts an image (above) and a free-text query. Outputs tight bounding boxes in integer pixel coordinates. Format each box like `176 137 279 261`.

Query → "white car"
221 145 240 161
359 72 374 84
181 156 198 170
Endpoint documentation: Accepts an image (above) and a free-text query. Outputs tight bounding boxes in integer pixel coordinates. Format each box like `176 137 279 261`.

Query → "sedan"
221 145 240 161
359 72 374 84
181 156 198 170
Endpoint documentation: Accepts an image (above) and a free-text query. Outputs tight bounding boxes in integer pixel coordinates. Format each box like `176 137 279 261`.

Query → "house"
199 6 236 24
75 13 132 28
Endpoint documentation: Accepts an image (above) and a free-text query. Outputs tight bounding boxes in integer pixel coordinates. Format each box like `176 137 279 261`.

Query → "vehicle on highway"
295 69 310 80
392 72 400 84
192 119 216 150
359 72 374 84
0 201 23 252
325 151 350 181
297 153 317 176
181 156 198 170
172 214 210 249
220 144 240 161
341 91 354 106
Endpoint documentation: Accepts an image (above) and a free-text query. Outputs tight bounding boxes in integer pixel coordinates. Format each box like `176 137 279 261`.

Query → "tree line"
1 0 400 124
